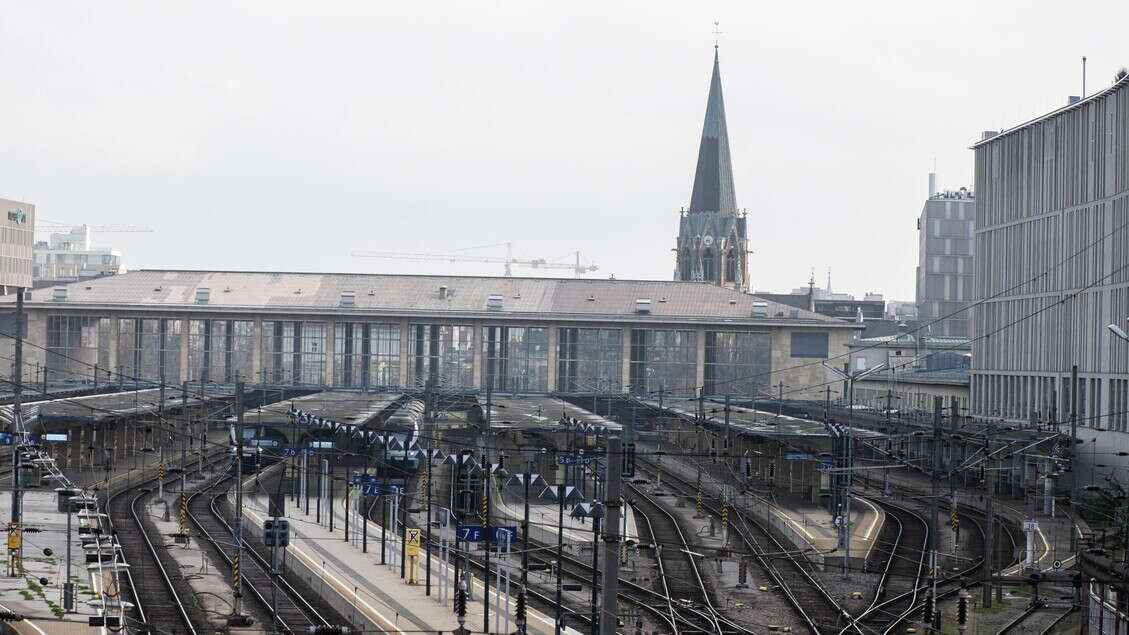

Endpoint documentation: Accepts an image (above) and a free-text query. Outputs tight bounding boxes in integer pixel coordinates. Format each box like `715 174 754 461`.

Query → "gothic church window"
702 249 715 282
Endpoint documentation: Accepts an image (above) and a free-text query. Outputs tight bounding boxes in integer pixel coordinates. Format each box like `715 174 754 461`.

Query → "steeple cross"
713 21 721 48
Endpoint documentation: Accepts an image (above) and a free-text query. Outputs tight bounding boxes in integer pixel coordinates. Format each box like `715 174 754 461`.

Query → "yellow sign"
406 528 421 556
6 523 20 550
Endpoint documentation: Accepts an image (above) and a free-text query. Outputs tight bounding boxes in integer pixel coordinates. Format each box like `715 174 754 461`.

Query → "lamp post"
821 360 888 578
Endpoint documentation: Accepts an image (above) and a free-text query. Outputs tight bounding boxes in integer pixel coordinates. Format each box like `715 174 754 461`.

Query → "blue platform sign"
785 453 811 461
457 525 485 542
352 474 380 485
361 483 402 497
819 461 834 471
0 433 12 446
491 526 518 542
282 447 299 458
557 454 593 466
457 525 518 542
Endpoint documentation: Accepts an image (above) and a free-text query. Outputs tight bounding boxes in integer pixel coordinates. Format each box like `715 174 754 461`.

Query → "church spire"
687 48 737 216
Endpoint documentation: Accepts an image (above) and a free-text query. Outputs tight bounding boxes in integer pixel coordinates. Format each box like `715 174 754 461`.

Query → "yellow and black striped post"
179 490 187 535
158 460 165 481
950 508 959 543
480 494 488 527
232 553 241 595
721 502 730 543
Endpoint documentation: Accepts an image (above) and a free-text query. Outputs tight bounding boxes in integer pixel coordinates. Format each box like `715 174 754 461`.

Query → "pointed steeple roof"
687 49 737 216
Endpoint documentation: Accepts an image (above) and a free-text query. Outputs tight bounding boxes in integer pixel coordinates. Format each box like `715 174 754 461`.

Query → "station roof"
246 391 399 427
13 269 857 328
486 397 622 431
34 386 235 423
647 400 884 440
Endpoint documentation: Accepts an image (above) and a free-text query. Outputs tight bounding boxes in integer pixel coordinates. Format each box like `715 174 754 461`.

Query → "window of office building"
482 326 548 392
629 329 696 396
334 323 401 388
187 320 254 383
704 331 771 396
262 321 326 385
557 328 623 392
408 324 474 389
118 318 182 382
45 315 112 383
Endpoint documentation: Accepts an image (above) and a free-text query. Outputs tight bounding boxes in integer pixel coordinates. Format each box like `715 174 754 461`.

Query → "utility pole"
982 424 995 609
554 482 565 635
483 384 492 633
231 381 245 618
599 436 623 635
181 382 189 472
519 456 532 635
929 396 942 631
777 381 785 418
1069 365 1079 514
8 289 23 577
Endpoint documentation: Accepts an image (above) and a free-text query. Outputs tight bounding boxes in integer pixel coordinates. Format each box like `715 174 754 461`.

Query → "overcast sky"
2 1 1126 301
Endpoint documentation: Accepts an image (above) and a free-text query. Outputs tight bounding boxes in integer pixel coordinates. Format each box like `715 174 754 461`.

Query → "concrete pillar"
179 315 190 384
695 327 706 393
108 316 120 381
251 317 263 383
325 320 336 387
546 324 558 392
471 321 483 390
620 328 631 393
398 319 410 389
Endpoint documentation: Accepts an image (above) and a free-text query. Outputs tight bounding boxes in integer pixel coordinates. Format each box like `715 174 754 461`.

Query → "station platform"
240 484 583 635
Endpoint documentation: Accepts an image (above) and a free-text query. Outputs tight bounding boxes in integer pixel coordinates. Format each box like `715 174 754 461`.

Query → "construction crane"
350 242 599 277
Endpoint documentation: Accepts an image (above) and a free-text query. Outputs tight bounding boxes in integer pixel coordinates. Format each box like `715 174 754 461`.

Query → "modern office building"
673 48 750 292
3 270 860 400
0 197 36 291
33 225 123 284
971 70 1129 460
916 178 975 337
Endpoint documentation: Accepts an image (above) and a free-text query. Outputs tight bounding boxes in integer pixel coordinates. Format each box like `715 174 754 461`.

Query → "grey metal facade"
916 191 975 337
971 72 1129 470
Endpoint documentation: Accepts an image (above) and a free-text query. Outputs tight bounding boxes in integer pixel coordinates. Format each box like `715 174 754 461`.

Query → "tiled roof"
11 269 857 327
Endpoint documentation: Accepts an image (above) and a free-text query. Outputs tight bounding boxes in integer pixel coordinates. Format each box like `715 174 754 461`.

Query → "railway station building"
2 269 860 400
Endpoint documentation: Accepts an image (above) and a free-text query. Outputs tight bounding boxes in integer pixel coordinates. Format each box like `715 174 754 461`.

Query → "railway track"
105 462 212 634
627 483 734 634
847 500 931 634
636 459 853 634
188 468 334 634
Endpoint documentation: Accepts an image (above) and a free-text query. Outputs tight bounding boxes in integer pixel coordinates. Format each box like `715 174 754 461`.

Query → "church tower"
674 48 749 292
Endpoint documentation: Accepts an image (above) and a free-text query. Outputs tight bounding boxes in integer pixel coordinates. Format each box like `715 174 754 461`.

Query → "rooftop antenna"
827 268 832 294
1082 56 1088 97
712 21 721 49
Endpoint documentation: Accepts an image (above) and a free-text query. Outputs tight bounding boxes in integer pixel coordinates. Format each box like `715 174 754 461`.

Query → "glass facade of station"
557 327 622 392
334 323 400 388
187 319 254 383
45 316 111 382
39 314 789 393
628 329 697 396
262 321 326 385
482 326 549 392
119 318 182 383
409 324 474 389
703 331 771 397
